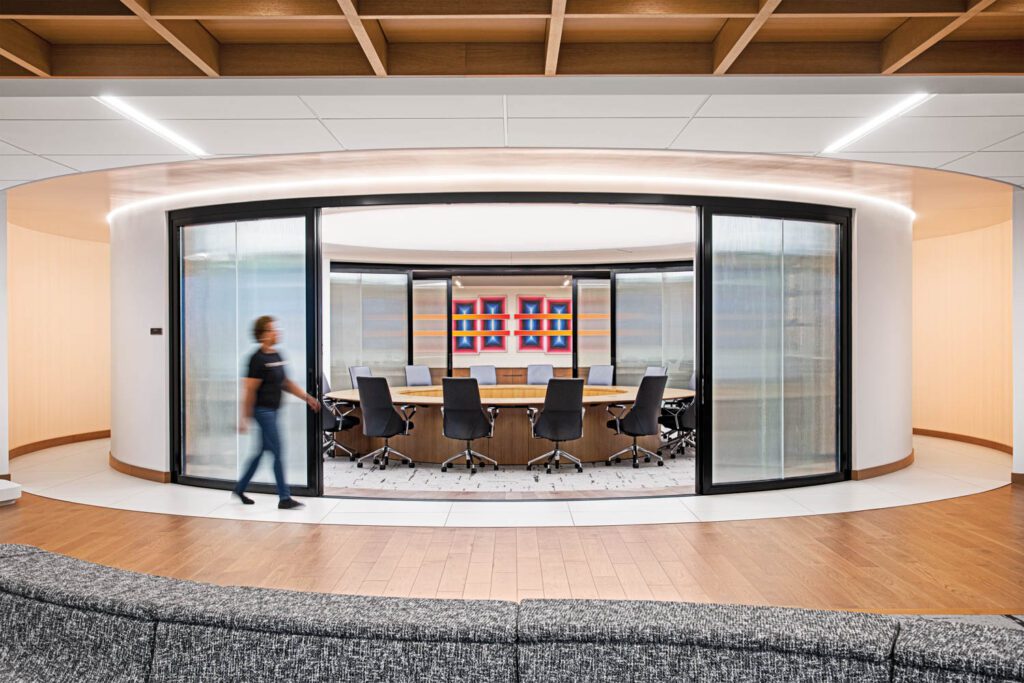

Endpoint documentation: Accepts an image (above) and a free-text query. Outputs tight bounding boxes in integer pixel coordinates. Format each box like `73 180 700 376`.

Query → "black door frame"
169 205 322 497
170 191 852 497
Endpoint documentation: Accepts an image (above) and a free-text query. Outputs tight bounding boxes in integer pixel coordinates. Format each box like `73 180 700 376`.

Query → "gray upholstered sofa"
0 544 1020 682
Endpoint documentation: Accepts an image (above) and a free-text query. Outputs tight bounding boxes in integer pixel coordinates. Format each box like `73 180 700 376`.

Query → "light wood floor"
1 488 1023 614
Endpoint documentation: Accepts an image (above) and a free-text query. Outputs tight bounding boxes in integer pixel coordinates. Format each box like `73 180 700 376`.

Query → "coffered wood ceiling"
0 0 1021 78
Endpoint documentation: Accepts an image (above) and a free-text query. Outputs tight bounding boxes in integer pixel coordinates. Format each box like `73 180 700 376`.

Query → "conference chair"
526 379 585 473
348 365 371 389
439 378 500 474
586 365 614 386
658 398 696 459
321 373 360 461
405 365 433 387
527 364 554 385
644 365 668 376
606 374 669 468
469 365 497 386
355 376 416 470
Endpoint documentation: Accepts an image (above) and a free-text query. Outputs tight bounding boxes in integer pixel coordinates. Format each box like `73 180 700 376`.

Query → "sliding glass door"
174 211 318 495
700 207 849 493
328 270 409 389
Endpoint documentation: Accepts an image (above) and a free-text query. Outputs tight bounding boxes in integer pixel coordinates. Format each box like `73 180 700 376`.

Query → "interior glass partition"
707 212 842 488
411 278 448 382
178 214 311 492
328 270 408 388
576 278 612 378
614 269 695 388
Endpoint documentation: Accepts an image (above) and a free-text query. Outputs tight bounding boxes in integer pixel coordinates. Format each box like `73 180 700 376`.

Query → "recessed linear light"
93 95 209 158
822 93 934 154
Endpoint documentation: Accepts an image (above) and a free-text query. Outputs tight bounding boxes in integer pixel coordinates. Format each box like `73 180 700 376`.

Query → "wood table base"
341 405 661 466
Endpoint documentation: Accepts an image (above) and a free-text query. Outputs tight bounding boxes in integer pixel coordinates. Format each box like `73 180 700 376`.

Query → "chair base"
527 444 583 474
440 442 498 474
356 442 415 470
607 440 663 468
323 433 356 461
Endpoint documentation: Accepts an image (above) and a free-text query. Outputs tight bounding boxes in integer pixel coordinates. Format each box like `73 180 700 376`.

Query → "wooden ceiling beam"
544 0 567 75
898 39 1024 73
712 0 781 74
50 44 204 76
336 0 388 76
148 0 342 19
119 0 220 76
0 19 51 76
565 0 757 16
775 0 965 16
220 43 373 75
0 0 133 17
359 0 550 16
881 0 1000 73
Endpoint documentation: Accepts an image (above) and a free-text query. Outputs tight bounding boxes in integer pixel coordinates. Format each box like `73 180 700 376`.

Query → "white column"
1013 187 1024 482
0 191 9 479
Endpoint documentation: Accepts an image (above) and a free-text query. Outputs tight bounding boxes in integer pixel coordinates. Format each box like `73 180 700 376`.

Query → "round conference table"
325 384 695 466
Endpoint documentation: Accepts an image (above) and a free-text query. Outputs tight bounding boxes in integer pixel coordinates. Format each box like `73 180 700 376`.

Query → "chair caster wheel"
493 464 499 471
605 460 612 466
526 465 532 471
632 462 640 469
555 462 560 469
471 467 477 474
408 462 415 468
576 465 583 473
441 466 447 472
545 468 552 474
657 460 664 467
644 455 651 463
670 453 676 459
381 465 387 471
357 462 363 468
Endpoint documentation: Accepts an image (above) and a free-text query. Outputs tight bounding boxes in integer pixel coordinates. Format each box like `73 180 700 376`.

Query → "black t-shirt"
246 349 287 410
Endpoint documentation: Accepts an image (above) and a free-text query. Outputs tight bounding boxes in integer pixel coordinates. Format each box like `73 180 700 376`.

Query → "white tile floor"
7 435 1011 528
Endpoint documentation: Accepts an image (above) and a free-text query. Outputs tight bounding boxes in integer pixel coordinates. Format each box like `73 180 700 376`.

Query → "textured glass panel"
182 222 237 483
412 279 447 378
577 279 611 377
330 272 408 388
181 216 309 488
783 219 838 478
614 271 694 389
710 214 839 485
711 215 784 485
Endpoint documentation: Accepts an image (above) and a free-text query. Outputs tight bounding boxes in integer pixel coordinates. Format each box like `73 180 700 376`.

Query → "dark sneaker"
278 498 305 510
233 491 254 505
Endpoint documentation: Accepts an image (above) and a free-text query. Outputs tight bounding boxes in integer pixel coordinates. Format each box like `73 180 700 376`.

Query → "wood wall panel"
7 225 111 451
912 221 1012 449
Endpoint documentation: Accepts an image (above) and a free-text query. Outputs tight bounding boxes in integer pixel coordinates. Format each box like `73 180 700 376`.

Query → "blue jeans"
234 407 290 500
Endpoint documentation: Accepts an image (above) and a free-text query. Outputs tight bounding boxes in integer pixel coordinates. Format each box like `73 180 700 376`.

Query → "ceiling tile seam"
32 154 78 173
297 95 347 151
975 128 1024 152
666 95 711 149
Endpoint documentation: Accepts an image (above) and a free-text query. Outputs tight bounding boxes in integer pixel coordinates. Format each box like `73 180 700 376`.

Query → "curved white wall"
109 158 914 477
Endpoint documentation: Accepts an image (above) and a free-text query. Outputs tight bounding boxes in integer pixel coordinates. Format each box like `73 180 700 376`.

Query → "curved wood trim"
108 452 170 484
1012 473 1024 486
9 430 111 458
852 450 914 481
0 474 9 481
912 428 1012 455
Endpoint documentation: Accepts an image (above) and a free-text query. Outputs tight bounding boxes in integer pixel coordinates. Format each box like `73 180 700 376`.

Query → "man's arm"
285 378 320 412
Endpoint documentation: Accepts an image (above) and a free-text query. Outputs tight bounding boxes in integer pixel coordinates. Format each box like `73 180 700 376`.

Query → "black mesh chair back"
621 375 668 436
442 378 490 441
535 379 584 442
680 400 697 430
357 376 403 438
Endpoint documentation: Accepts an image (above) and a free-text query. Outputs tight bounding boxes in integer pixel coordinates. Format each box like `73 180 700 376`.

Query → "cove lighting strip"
106 172 916 224
93 95 209 158
823 93 934 154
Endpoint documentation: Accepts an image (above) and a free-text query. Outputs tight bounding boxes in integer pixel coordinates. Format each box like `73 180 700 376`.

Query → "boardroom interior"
172 194 847 500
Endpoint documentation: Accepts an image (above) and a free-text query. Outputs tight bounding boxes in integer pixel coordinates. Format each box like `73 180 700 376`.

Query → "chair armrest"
398 404 417 433
486 406 500 437
525 407 539 437
606 403 627 433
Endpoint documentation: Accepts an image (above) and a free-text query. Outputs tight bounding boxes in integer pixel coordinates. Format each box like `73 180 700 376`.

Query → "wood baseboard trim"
9 430 111 459
1013 473 1024 486
109 452 170 484
0 474 9 481
912 428 1012 454
852 450 915 480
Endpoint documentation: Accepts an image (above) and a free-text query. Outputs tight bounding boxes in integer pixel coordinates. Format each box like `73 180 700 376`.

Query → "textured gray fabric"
0 544 43 559
0 592 154 683
519 643 889 683
152 621 518 682
519 600 896 683
894 619 1024 682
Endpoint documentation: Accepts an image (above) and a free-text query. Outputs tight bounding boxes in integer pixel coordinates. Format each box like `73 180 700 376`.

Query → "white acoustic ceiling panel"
697 94 909 118
507 94 706 118
0 120 185 155
672 117 859 153
43 155 193 172
942 152 1024 177
508 117 687 148
0 155 74 180
821 151 968 168
304 95 504 119
908 94 1024 118
0 97 120 119
845 117 1024 152
324 118 504 149
119 96 314 120
165 119 342 155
